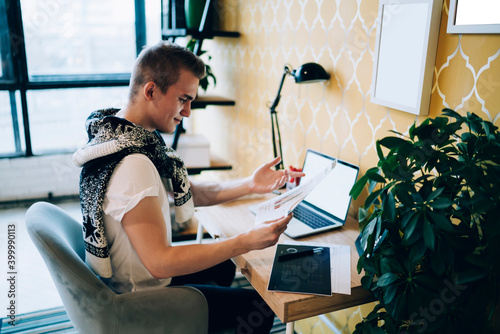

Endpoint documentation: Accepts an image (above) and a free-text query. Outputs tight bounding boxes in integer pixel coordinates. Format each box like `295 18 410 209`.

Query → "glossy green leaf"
381 257 404 274
377 272 398 287
382 314 398 334
357 257 364 275
384 284 398 305
379 136 408 149
404 222 423 246
364 309 382 323
483 120 491 138
358 207 368 223
368 179 378 194
362 257 377 276
376 140 386 162
365 188 383 210
455 268 488 285
423 220 435 250
366 169 386 183
394 185 414 207
361 217 378 253
428 212 454 232
430 197 453 209
427 187 445 202
465 253 490 268
409 122 416 139
442 108 463 120
383 190 396 222
350 175 368 199
433 116 449 127
401 210 417 229
404 213 420 237
361 275 373 289
392 293 407 321
409 241 427 265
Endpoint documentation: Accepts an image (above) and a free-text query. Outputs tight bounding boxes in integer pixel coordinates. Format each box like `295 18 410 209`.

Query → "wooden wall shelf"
191 95 235 109
162 29 240 40
186 156 232 175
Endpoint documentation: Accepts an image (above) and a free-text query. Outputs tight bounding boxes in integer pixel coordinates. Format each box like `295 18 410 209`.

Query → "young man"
73 41 303 333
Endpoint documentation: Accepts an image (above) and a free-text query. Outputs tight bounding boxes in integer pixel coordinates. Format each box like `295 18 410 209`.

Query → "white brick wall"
0 154 81 202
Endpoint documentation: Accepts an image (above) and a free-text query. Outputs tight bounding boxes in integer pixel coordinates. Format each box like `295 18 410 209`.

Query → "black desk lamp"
268 62 330 170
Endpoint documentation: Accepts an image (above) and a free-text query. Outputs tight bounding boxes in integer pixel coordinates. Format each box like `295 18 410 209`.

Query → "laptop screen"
300 150 359 221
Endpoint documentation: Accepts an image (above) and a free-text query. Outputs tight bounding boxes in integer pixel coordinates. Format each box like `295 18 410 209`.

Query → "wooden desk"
194 194 375 325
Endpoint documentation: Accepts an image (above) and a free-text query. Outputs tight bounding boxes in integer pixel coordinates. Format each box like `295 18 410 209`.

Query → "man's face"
151 69 199 133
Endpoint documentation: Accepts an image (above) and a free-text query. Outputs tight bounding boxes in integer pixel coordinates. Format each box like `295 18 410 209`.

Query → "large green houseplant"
350 109 500 333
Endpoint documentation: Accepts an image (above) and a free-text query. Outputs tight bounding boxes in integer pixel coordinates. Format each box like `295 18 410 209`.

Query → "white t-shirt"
102 153 172 293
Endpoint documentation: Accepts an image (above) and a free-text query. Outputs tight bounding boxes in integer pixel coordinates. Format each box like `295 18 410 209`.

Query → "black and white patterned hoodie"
72 108 193 278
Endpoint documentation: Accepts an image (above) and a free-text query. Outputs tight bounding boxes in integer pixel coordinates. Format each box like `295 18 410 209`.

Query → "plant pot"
185 0 215 30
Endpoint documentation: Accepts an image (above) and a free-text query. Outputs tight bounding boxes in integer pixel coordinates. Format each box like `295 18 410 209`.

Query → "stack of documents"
255 161 335 224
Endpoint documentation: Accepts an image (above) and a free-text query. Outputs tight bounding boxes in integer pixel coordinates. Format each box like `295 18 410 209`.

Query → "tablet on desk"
267 242 352 296
268 244 332 295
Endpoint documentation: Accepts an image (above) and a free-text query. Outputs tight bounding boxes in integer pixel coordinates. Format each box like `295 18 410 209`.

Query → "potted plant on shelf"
186 38 216 93
350 109 500 334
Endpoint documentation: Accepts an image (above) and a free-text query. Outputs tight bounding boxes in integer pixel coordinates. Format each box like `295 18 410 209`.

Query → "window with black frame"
0 0 24 156
0 0 161 157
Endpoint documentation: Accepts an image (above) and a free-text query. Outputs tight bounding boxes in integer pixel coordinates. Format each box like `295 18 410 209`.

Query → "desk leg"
286 321 295 334
196 220 204 244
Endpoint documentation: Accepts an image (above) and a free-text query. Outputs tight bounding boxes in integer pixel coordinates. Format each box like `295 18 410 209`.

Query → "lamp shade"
292 62 330 84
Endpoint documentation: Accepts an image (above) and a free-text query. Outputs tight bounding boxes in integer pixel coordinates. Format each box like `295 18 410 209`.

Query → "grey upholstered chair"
26 201 209 334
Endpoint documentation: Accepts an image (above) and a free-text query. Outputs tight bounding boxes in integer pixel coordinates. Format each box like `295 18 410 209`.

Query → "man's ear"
143 81 156 101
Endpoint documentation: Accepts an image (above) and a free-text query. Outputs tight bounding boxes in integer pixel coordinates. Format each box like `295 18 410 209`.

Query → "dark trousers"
170 260 275 334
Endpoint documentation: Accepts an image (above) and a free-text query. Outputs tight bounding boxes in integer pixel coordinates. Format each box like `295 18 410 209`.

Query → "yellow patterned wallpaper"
195 0 500 202
190 0 500 332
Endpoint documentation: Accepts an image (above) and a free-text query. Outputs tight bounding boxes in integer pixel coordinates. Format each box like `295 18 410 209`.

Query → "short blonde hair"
129 41 205 100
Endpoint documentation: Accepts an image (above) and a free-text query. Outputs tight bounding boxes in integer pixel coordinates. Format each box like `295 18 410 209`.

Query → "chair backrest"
25 202 117 332
26 201 209 334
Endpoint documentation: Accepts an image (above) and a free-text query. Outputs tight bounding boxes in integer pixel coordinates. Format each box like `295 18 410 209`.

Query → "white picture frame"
447 0 500 34
371 0 443 116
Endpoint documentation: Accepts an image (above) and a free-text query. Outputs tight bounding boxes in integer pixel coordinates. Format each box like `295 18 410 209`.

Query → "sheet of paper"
331 244 351 295
273 241 351 295
255 160 336 224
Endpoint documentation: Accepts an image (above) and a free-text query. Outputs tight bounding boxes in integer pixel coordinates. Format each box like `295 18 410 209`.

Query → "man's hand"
249 157 305 194
241 213 293 251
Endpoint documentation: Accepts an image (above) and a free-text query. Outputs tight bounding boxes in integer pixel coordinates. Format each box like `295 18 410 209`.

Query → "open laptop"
282 149 359 238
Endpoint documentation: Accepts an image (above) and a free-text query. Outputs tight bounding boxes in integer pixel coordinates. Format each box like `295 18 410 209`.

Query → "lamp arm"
269 65 293 112
268 65 292 171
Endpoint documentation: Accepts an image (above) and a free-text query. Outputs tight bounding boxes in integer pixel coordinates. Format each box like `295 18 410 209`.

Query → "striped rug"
0 276 287 334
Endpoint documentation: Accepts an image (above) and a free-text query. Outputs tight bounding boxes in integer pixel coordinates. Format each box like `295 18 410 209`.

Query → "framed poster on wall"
447 0 500 34
371 0 443 115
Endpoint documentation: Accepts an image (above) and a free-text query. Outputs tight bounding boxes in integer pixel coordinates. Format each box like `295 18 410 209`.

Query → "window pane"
27 87 129 154
146 0 162 46
0 91 25 155
21 0 137 76
0 0 13 80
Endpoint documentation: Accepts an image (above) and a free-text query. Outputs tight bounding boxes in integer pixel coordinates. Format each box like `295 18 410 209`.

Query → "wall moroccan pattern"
193 0 500 332
201 0 500 189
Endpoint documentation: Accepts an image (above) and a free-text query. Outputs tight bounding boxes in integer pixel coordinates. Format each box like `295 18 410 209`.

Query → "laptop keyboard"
292 205 335 230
